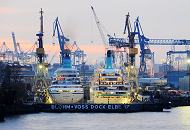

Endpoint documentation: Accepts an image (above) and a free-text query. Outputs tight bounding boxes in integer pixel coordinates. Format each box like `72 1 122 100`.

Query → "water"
0 106 190 130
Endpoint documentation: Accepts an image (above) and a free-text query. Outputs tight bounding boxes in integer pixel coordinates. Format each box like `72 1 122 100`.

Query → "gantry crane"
70 41 86 67
109 16 190 78
11 32 37 64
53 17 71 68
132 17 155 77
0 42 13 61
166 50 190 71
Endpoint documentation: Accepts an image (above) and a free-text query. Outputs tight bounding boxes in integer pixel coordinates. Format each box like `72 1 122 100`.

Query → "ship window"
52 81 58 84
106 78 117 81
115 73 120 76
101 74 106 76
116 92 126 94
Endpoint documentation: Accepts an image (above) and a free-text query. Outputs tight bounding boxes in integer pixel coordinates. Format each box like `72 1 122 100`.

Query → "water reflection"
0 107 190 130
178 107 190 126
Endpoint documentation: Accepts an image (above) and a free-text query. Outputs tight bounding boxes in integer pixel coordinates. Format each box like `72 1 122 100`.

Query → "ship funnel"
105 50 113 69
62 49 72 68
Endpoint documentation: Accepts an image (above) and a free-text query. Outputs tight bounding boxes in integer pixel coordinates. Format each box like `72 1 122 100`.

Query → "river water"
0 106 190 130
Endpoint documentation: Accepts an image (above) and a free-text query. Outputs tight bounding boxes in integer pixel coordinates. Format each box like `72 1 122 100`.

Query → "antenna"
40 8 44 33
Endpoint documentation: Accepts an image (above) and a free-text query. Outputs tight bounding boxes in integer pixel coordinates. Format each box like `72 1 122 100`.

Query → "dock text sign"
50 104 130 111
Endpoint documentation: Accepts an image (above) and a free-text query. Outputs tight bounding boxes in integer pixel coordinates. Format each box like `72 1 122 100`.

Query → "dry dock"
38 103 164 113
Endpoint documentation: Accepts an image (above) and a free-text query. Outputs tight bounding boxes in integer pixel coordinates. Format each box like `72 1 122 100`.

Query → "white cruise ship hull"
48 87 84 104
91 90 132 104
90 84 132 104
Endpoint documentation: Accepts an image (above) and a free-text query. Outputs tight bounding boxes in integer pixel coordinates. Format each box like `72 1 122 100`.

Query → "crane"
91 6 120 67
166 50 190 71
34 9 50 103
53 17 70 68
123 13 138 66
70 41 86 67
109 38 190 47
123 13 139 91
11 32 37 64
11 32 19 61
109 16 190 78
0 42 13 61
132 17 154 77
91 6 108 50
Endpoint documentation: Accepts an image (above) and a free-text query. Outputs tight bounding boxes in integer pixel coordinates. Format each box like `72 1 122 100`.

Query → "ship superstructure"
91 50 132 104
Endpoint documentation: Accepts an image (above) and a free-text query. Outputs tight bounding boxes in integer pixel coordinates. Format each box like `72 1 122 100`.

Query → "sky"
0 0 190 64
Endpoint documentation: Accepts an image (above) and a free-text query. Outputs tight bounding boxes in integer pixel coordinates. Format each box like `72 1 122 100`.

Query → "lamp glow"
187 59 190 64
38 64 43 69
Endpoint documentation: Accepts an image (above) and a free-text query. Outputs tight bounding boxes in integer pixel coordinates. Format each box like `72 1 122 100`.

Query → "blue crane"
109 37 190 47
53 17 70 68
70 41 86 67
109 16 190 78
133 17 153 77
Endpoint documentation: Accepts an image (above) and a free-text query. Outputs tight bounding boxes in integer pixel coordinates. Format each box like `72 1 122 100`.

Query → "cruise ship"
90 50 132 104
48 49 84 104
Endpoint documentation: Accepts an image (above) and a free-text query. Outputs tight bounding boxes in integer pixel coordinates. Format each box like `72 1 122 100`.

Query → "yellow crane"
34 9 51 103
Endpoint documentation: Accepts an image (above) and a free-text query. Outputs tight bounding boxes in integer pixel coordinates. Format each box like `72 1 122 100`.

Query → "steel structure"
91 6 123 66
53 17 70 67
123 13 139 91
11 32 37 64
0 42 13 62
91 6 108 50
34 9 50 103
11 32 19 61
166 50 190 71
109 17 190 78
123 13 138 66
109 38 190 47
70 41 86 67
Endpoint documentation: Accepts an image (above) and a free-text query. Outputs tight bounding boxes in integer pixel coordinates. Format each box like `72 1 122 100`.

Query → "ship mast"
36 8 44 63
34 9 50 103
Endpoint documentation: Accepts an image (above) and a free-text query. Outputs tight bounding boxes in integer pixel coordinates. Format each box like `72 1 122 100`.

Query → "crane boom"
167 50 190 55
91 6 108 49
53 17 69 51
11 32 19 61
109 38 190 47
109 15 190 78
70 41 86 66
11 32 18 54
53 17 70 68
